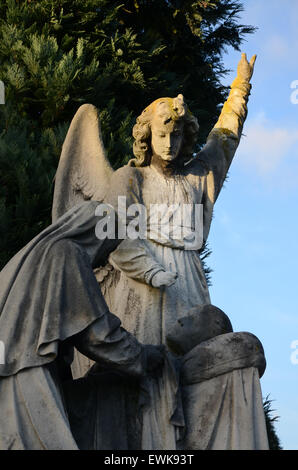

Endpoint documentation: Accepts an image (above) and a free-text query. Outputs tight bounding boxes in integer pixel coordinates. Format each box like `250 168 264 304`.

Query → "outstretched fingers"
249 54 257 68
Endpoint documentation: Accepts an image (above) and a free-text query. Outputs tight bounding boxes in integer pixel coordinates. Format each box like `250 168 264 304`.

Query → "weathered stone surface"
181 331 266 384
166 304 233 355
180 367 269 450
168 307 268 450
63 371 142 450
0 202 164 449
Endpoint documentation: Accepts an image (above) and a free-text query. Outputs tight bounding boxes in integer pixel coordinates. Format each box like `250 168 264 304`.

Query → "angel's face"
151 104 184 162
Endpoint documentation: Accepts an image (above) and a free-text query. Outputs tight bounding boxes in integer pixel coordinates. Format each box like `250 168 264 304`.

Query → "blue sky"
207 0 298 449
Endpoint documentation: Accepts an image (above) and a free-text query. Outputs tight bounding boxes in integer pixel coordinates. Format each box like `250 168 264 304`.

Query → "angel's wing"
52 103 114 222
52 105 118 380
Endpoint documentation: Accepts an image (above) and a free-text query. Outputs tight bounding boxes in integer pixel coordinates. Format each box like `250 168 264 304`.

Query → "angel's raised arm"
193 53 256 204
52 104 113 222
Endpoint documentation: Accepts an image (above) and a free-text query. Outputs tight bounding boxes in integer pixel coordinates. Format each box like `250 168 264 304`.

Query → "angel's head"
130 94 199 167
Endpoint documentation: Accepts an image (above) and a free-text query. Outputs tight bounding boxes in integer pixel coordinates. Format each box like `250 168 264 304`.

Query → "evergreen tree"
263 396 283 450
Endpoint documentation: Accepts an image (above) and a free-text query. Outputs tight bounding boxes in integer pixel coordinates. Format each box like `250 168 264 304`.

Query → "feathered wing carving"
52 104 114 222
51 104 118 379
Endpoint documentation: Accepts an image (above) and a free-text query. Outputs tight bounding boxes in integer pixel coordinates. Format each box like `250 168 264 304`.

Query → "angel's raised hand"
237 53 257 82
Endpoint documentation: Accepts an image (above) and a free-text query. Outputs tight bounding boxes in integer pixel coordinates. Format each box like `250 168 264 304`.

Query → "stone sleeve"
108 238 165 285
72 312 145 377
198 76 252 204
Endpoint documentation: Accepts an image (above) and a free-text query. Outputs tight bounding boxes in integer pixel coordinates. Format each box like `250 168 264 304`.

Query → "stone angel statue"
52 53 257 449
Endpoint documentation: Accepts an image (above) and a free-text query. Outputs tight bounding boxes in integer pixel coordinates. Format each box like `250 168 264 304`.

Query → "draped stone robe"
0 201 156 450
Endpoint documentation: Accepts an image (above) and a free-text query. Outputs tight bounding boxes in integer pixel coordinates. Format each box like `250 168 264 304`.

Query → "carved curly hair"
129 94 200 167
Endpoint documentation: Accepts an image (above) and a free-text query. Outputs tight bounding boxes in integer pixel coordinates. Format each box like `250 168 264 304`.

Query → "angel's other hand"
151 270 178 287
237 53 257 82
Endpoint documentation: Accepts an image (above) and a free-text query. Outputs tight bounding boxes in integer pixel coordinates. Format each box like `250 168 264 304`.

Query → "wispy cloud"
262 34 298 68
263 35 292 61
237 112 298 175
